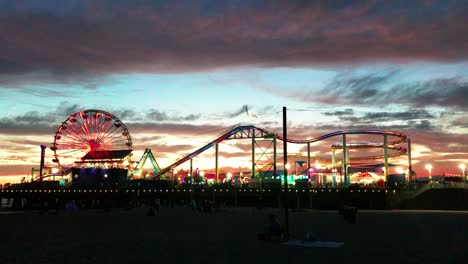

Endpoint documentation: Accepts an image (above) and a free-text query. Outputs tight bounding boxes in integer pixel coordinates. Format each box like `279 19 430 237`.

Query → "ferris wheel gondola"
51 109 132 166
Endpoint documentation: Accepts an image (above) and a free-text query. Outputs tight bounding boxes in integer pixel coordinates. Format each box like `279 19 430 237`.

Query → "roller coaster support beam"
342 134 348 186
384 135 389 184
307 143 311 171
215 143 219 183
252 137 255 178
407 138 412 182
332 149 336 169
273 135 277 178
190 158 193 205
283 106 289 238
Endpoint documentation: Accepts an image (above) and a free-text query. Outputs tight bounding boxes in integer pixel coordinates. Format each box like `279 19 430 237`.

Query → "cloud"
126 122 224 136
145 109 201 122
0 0 467 87
132 143 196 154
288 69 468 110
227 105 248 118
361 110 435 122
450 116 468 128
322 109 354 116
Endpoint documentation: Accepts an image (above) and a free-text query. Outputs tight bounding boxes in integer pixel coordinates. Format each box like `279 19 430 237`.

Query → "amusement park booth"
71 150 132 187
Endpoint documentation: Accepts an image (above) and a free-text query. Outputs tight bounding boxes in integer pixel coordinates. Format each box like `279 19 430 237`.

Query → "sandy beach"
1 207 467 264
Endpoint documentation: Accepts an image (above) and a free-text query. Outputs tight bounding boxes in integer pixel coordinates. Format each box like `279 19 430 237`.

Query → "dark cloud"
0 0 467 87
319 70 398 104
307 72 468 109
126 122 224 136
132 143 196 154
111 109 140 121
0 120 55 135
320 108 437 131
322 109 354 116
361 110 435 122
228 105 248 118
450 116 468 128
56 101 83 116
145 109 201 122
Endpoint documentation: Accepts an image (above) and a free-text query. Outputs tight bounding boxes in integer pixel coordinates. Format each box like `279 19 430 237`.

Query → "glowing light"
315 161 322 170
104 174 108 178
51 168 59 174
227 172 232 179
285 164 291 170
425 164 433 178
123 160 129 166
459 164 466 179
200 171 205 177
396 167 404 174
459 164 466 171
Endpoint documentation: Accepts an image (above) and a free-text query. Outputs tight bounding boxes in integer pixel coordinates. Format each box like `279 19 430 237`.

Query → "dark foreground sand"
0 207 467 264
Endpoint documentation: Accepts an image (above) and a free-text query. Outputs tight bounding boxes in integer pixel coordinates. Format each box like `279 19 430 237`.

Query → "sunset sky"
0 0 467 183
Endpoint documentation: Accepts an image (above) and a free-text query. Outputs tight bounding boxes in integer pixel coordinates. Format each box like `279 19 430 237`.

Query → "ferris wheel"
51 109 132 166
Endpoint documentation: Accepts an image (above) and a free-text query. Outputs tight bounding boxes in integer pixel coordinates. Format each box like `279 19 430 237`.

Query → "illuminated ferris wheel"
51 109 132 166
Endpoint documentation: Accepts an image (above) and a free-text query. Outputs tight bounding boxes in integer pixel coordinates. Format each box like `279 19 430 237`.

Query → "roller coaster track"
153 125 408 178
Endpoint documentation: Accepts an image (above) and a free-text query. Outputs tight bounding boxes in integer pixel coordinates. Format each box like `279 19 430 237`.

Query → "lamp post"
283 106 289 239
459 164 466 184
425 164 432 181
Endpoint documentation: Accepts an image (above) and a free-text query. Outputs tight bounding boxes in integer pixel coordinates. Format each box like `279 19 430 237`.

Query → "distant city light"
425 164 433 178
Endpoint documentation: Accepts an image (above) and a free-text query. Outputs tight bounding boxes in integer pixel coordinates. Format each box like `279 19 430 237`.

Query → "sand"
0 207 467 263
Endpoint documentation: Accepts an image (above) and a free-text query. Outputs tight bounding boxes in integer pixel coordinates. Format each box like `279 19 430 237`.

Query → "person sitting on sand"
258 214 283 240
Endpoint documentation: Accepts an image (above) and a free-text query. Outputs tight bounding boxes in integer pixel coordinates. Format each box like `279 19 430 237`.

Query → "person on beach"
258 214 283 240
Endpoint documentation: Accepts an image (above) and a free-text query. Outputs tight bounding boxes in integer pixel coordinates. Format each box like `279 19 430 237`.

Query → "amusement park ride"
33 109 412 187
132 148 162 179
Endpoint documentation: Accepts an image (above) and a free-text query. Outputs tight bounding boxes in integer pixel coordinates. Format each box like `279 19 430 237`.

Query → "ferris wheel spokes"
52 109 133 166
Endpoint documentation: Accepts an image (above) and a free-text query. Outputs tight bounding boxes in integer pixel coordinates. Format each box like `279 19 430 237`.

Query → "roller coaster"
152 125 410 184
